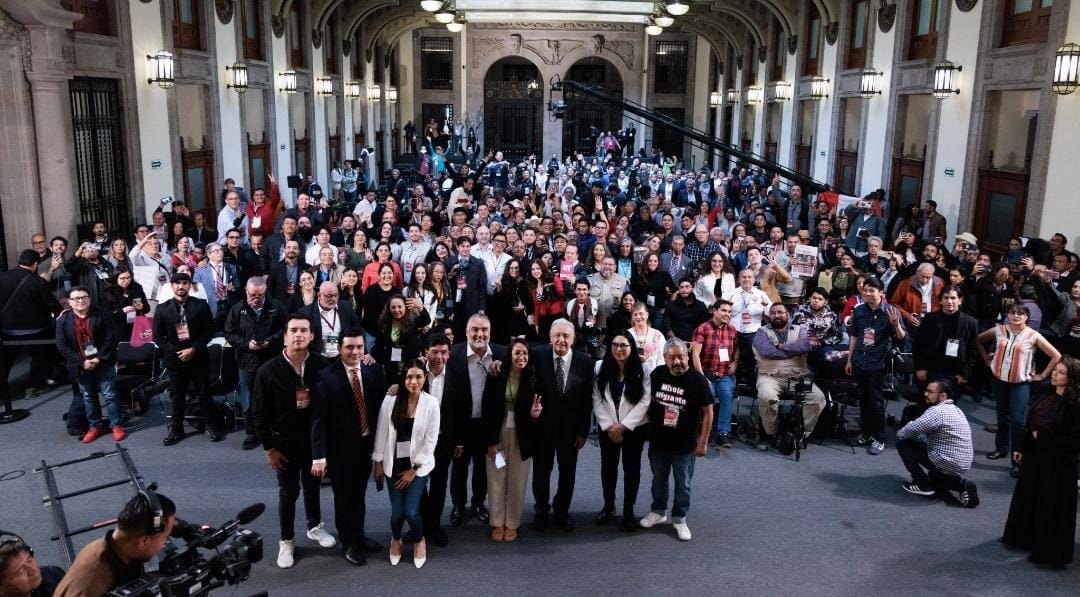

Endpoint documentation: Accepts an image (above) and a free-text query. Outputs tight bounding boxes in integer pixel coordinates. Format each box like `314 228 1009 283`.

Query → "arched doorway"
483 57 544 162
562 57 624 157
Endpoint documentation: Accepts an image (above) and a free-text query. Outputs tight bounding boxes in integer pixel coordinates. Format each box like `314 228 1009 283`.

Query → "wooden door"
834 149 858 195
973 168 1029 255
247 133 269 195
181 138 215 222
889 157 925 222
795 144 811 176
765 141 778 165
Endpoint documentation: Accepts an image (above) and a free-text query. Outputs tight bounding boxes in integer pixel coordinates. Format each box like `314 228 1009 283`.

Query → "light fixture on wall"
527 79 540 91
746 86 763 105
932 60 961 99
446 13 465 32
347 81 361 98
147 50 175 89
367 84 382 101
725 88 739 104
434 7 455 24
278 70 297 94
1052 43 1080 95
665 1 690 16
809 76 830 100
316 76 333 96
225 62 248 93
654 11 674 28
859 67 883 98
386 87 399 103
709 91 721 107
768 81 792 102
645 18 663 36
420 0 444 11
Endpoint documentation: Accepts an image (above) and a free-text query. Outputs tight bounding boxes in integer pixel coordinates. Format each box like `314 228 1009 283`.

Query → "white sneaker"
639 511 668 528
277 540 295 569
306 523 337 548
673 521 692 541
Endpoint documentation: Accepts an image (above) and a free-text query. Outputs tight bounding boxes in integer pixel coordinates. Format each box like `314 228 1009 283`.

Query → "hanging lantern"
932 60 961 99
278 70 297 94
859 67 882 99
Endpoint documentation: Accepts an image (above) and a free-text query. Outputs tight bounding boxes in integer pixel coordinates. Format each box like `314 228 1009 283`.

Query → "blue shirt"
847 302 904 372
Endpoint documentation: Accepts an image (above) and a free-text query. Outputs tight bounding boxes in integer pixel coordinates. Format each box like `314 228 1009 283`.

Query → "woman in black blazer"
480 337 539 543
374 294 432 385
105 269 150 339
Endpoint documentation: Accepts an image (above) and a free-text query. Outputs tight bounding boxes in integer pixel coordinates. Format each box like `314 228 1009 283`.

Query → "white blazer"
371 391 441 477
591 361 651 432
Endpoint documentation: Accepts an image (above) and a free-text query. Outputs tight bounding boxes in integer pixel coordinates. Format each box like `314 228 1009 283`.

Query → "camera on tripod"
108 503 266 597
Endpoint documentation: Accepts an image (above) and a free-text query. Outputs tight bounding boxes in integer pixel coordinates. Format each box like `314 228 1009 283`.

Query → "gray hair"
245 276 267 290
917 262 935 275
550 318 575 337
663 337 689 355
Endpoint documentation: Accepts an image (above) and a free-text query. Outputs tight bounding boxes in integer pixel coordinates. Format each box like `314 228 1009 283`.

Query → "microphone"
236 503 265 525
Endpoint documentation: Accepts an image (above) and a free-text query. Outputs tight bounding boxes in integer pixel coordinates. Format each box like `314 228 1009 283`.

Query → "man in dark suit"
660 236 692 283
529 318 594 532
446 314 505 527
262 215 301 274
299 282 361 360
153 272 221 445
449 237 488 340
266 240 305 305
419 333 454 546
190 211 216 246
311 328 386 566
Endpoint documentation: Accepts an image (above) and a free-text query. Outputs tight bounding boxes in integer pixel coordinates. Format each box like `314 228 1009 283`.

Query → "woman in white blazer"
592 332 651 532
694 250 736 308
373 359 440 568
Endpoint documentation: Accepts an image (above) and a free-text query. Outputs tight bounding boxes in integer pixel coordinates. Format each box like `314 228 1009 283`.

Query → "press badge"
647 295 656 307
741 312 752 324
945 339 960 357
127 311 136 323
391 347 403 362
663 406 679 428
176 323 190 341
862 328 876 347
83 343 98 358
718 348 730 362
287 283 296 294
251 216 262 229
326 334 339 347
295 386 310 410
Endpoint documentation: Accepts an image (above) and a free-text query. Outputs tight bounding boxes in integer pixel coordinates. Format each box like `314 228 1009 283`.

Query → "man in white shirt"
420 334 453 546
351 189 378 231
448 178 476 221
398 223 431 285
217 191 247 244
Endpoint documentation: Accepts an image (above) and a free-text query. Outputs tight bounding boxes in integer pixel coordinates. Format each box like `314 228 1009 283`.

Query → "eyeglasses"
611 343 631 349
69 296 90 302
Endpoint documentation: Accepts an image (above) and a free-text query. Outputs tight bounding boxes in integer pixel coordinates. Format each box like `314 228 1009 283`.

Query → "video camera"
108 503 266 597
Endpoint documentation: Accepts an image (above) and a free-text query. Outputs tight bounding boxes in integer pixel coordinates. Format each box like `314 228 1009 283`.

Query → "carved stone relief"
956 0 978 12
787 35 798 55
271 15 285 38
878 3 896 33
522 38 585 65
471 22 637 31
312 29 322 49
473 37 506 68
215 0 233 25
342 39 351 56
824 21 838 45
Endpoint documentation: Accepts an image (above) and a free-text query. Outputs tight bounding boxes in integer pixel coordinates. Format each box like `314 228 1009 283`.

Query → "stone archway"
561 57 625 158
482 57 544 162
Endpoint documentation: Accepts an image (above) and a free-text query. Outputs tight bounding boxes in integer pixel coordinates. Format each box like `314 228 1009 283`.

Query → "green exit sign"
944 168 955 177
150 160 161 169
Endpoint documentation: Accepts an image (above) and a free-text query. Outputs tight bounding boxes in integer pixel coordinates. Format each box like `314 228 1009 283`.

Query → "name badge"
127 311 136 323
646 295 656 307
391 347 403 362
862 328 876 347
457 276 467 290
83 343 98 358
325 334 339 346
456 288 463 303
287 283 296 294
396 440 411 458
945 338 960 358
663 406 679 428
718 348 730 362
741 312 752 324
176 323 190 341
251 215 262 229
158 274 168 285
295 386 310 410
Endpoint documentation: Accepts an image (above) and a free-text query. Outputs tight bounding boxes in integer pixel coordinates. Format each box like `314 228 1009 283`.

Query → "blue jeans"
648 446 695 520
389 474 428 540
77 364 120 429
710 375 735 434
238 369 255 436
992 379 1031 452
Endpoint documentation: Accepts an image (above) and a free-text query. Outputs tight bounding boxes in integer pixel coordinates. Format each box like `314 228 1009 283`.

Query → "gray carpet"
1 380 1078 596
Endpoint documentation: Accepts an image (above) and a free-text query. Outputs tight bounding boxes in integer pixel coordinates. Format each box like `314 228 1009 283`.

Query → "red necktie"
350 368 370 435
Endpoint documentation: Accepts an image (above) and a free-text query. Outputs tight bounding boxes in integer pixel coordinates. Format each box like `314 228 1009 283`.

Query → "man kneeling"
896 379 978 507
751 303 826 450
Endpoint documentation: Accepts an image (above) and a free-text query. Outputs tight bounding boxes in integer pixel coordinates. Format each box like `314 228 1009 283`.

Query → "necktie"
555 356 566 399
350 368 370 435
215 266 226 301
577 302 585 326
670 254 680 278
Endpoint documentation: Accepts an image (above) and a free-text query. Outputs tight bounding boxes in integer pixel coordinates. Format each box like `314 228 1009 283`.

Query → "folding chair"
114 341 163 418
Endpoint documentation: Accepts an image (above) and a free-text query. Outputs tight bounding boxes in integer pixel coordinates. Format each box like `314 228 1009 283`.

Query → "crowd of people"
2 139 1080 593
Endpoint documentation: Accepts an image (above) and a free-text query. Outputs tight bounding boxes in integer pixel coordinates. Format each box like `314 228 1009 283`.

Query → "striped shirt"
990 325 1042 383
897 400 973 477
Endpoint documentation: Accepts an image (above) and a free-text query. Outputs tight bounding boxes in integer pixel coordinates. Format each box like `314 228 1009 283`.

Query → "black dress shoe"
472 504 490 524
359 535 382 552
163 429 184 446
428 527 449 547
1010 463 1020 478
344 546 367 566
622 511 639 532
533 511 550 532
987 449 1009 460
206 428 224 442
555 514 574 532
449 506 465 526
595 508 614 526
242 435 260 450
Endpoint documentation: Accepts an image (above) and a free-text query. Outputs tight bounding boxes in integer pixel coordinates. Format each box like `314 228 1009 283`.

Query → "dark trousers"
330 448 372 550
166 362 211 432
276 438 322 541
896 437 965 491
532 439 579 517
854 370 885 441
422 447 452 533
2 330 57 395
598 426 645 511
451 419 487 508
735 332 757 387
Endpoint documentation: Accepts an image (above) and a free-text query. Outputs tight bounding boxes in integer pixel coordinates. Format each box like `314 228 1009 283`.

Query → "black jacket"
0 267 60 332
912 310 980 381
55 309 118 379
223 299 288 372
299 300 362 357
311 361 387 464
446 342 507 446
480 368 537 460
663 297 710 342
373 309 432 383
529 347 595 445
252 351 328 451
266 259 307 305
449 256 487 321
152 297 214 370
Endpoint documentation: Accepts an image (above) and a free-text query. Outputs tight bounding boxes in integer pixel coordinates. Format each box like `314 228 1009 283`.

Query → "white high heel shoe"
389 540 402 566
413 539 427 569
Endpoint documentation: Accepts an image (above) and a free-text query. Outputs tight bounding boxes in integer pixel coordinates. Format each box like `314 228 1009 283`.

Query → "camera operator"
54 493 176 597
0 534 64 597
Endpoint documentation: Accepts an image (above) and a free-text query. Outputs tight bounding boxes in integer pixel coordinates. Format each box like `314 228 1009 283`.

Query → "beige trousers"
485 420 531 530
755 375 826 436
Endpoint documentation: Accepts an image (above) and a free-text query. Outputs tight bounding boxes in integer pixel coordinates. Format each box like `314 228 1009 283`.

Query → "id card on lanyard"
175 304 190 341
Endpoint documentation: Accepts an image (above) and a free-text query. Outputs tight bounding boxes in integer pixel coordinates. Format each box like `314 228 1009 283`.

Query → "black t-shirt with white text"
648 366 714 454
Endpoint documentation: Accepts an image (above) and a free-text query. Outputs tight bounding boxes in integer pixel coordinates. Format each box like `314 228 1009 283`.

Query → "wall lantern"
420 0 444 12
666 1 690 16
746 86 763 105
932 60 961 99
225 62 248 93
147 50 175 89
386 87 399 103
768 81 792 102
1052 43 1080 95
859 67 882 98
316 76 333 96
367 85 382 101
725 88 739 104
278 70 297 94
809 76 830 100
709 91 721 107
347 81 362 99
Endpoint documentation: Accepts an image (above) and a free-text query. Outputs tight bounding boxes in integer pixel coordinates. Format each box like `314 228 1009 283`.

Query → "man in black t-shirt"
640 339 714 542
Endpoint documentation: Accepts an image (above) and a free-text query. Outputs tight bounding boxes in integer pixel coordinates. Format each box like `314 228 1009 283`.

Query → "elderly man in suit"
311 328 387 566
300 282 361 360
661 235 692 284
193 243 239 330
529 318 595 532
